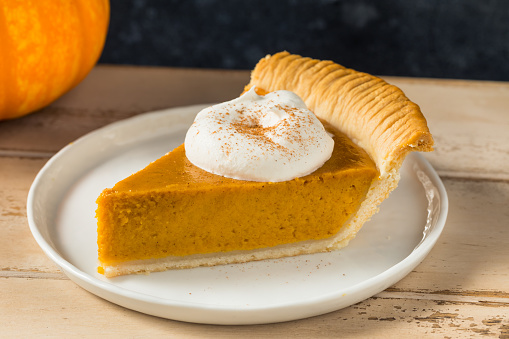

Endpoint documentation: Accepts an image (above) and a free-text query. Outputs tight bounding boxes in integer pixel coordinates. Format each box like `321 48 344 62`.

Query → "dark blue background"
99 0 509 81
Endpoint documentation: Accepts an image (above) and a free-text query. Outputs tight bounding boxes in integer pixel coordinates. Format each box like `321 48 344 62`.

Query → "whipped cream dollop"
184 87 334 182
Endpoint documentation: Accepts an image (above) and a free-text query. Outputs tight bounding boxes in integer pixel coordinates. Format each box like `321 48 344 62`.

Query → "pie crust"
243 51 434 251
97 52 433 277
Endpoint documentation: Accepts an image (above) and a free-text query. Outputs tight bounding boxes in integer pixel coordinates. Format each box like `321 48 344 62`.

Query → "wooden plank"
0 66 250 154
0 68 508 182
391 177 509 294
2 69 508 336
1 278 507 338
0 157 63 274
385 77 509 181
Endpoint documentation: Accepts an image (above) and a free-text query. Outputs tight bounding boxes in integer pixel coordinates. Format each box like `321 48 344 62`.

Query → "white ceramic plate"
27 105 448 325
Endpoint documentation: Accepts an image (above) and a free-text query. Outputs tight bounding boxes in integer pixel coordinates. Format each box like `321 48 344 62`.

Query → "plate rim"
26 105 448 324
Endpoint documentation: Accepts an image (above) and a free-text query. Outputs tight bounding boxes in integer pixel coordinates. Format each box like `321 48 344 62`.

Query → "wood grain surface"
1 66 508 338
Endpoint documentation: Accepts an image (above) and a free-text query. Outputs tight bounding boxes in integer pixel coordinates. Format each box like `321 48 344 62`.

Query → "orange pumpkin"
0 0 109 120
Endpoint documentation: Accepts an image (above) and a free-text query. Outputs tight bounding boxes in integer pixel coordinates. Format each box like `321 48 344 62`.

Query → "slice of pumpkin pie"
96 51 433 277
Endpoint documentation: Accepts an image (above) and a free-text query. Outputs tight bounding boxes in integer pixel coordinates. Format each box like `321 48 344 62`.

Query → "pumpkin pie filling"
97 121 378 266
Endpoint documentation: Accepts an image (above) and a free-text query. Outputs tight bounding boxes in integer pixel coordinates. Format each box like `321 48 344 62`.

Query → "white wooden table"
1 66 508 337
